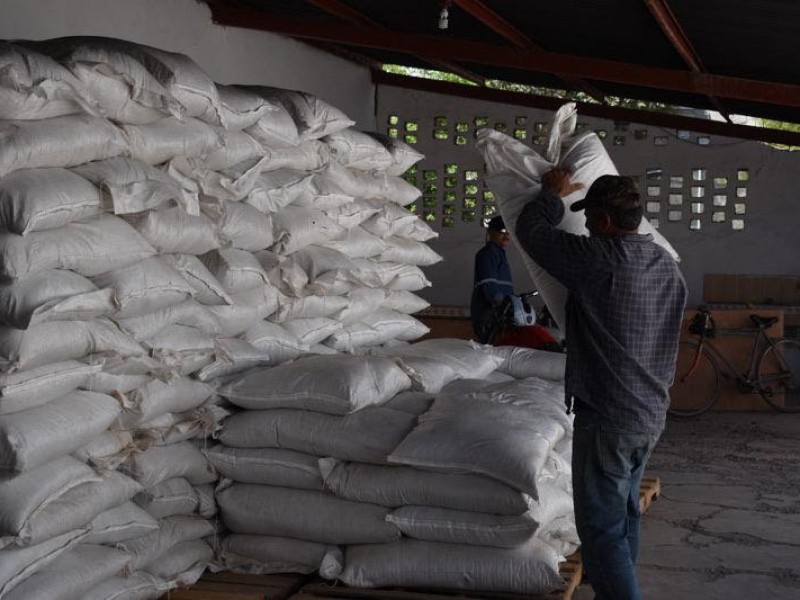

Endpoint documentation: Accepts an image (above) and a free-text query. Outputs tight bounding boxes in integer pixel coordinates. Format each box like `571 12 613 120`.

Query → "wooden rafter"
451 0 607 103
207 7 800 114
305 0 486 85
643 0 732 122
373 70 800 147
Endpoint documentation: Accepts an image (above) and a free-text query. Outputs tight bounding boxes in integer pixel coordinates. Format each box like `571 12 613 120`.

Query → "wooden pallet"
162 477 663 600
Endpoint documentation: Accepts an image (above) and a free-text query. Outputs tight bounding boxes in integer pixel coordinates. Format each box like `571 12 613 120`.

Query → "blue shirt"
515 188 687 432
470 240 514 341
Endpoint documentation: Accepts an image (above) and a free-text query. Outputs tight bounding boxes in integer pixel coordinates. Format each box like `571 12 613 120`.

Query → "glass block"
712 212 726 223
734 203 746 215
691 202 704 214
613 135 626 146
732 219 745 230
474 116 489 127
515 116 528 126
697 136 711 145
646 201 661 213
595 129 608 140
443 190 456 203
647 186 660 196
514 129 527 140
669 194 683 205
444 176 457 188
646 168 663 180
464 170 478 181
407 165 418 174
442 204 456 215
462 197 477 209
464 184 478 196
423 210 436 223
614 121 630 131
455 122 469 134
422 196 438 208
407 203 418 214
677 130 691 140
690 219 702 231
649 217 660 228
434 116 448 128
445 163 458 175
713 195 727 207
494 122 507 133
534 135 548 145
455 135 468 145
713 177 728 188
670 176 683 188
736 187 747 198
388 115 399 125
483 190 495 202
576 122 589 133
654 136 669 146
533 122 547 134
668 210 682 221
461 209 477 223
405 121 418 132
691 186 705 198
404 134 417 145
434 129 449 140
692 168 707 181
402 174 417 186
635 129 648 140
442 216 455 228
482 204 497 217
423 170 438 181
422 183 437 195
388 128 399 138
737 169 749 181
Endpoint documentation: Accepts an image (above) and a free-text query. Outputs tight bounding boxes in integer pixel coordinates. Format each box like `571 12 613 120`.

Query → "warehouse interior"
1 1 799 599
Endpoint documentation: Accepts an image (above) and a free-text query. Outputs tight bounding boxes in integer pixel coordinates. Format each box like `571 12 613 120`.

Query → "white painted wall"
376 85 800 311
0 0 375 130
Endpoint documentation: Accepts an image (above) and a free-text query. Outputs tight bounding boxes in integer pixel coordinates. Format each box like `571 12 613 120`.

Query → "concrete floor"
573 411 800 600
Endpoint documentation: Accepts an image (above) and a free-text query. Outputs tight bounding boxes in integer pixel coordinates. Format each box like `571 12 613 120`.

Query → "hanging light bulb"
438 1 450 30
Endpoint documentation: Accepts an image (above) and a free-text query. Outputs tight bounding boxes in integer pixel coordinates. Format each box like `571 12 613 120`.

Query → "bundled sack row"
209 339 579 596
0 35 438 599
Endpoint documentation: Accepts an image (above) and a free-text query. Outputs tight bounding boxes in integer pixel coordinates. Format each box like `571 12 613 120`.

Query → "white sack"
322 200 381 231
218 483 399 544
324 127 393 171
195 338 272 381
72 430 138 472
116 515 215 571
314 162 421 206
360 201 438 241
270 293 349 323
0 214 156 280
200 248 269 293
339 537 563 595
0 361 100 414
282 317 342 346
205 446 323 489
121 116 221 165
243 95 300 148
381 290 430 315
270 206 345 255
214 201 274 251
216 84 276 131
142 539 212 586
0 168 101 234
241 321 310 365
0 391 122 473
161 253 232 306
133 477 198 520
378 237 443 266
0 115 128 178
126 208 219 255
114 299 222 341
363 132 424 176
260 139 330 172
141 324 216 376
219 406 417 465
206 286 280 337
82 572 163 600
219 355 412 414
492 346 567 381
123 378 215 425
190 129 263 170
218 534 342 577
122 441 216 489
475 103 679 328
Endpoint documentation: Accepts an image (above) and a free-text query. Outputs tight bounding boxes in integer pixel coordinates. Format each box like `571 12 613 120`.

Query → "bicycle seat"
750 314 779 329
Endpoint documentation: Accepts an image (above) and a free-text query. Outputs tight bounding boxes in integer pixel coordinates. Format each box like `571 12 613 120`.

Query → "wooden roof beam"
452 0 607 103
207 9 800 112
305 0 486 85
643 0 732 122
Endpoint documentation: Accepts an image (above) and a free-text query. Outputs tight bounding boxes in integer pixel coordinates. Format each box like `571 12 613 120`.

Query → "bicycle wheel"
756 338 800 412
668 341 720 417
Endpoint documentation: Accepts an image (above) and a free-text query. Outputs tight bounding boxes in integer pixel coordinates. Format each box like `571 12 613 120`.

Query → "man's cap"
570 175 641 213
486 215 507 232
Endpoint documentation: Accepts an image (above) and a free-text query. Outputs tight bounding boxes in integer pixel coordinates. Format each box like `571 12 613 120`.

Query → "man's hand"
542 168 584 197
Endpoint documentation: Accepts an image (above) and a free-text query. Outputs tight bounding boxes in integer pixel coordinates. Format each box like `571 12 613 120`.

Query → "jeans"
572 408 662 600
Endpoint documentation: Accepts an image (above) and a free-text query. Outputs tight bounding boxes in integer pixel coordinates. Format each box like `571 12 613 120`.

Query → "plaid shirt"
516 188 687 432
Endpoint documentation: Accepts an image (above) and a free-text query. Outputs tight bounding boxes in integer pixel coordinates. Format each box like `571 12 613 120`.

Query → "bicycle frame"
691 319 780 393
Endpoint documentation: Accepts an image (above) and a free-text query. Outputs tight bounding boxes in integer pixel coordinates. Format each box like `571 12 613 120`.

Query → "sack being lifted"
475 102 679 329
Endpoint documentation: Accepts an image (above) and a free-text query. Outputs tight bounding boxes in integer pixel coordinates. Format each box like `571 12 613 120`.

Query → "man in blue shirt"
515 169 687 600
470 216 514 343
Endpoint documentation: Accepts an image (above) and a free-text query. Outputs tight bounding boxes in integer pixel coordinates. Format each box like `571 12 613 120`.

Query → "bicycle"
668 304 800 416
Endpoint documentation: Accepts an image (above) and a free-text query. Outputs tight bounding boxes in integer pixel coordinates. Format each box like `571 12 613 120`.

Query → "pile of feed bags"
0 36 435 599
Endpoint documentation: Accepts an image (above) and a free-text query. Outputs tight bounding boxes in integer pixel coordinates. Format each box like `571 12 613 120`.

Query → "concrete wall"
0 0 375 130
376 85 800 310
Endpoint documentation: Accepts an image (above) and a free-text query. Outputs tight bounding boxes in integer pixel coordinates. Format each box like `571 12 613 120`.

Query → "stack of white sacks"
213 338 579 595
0 36 583 598
0 36 437 599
